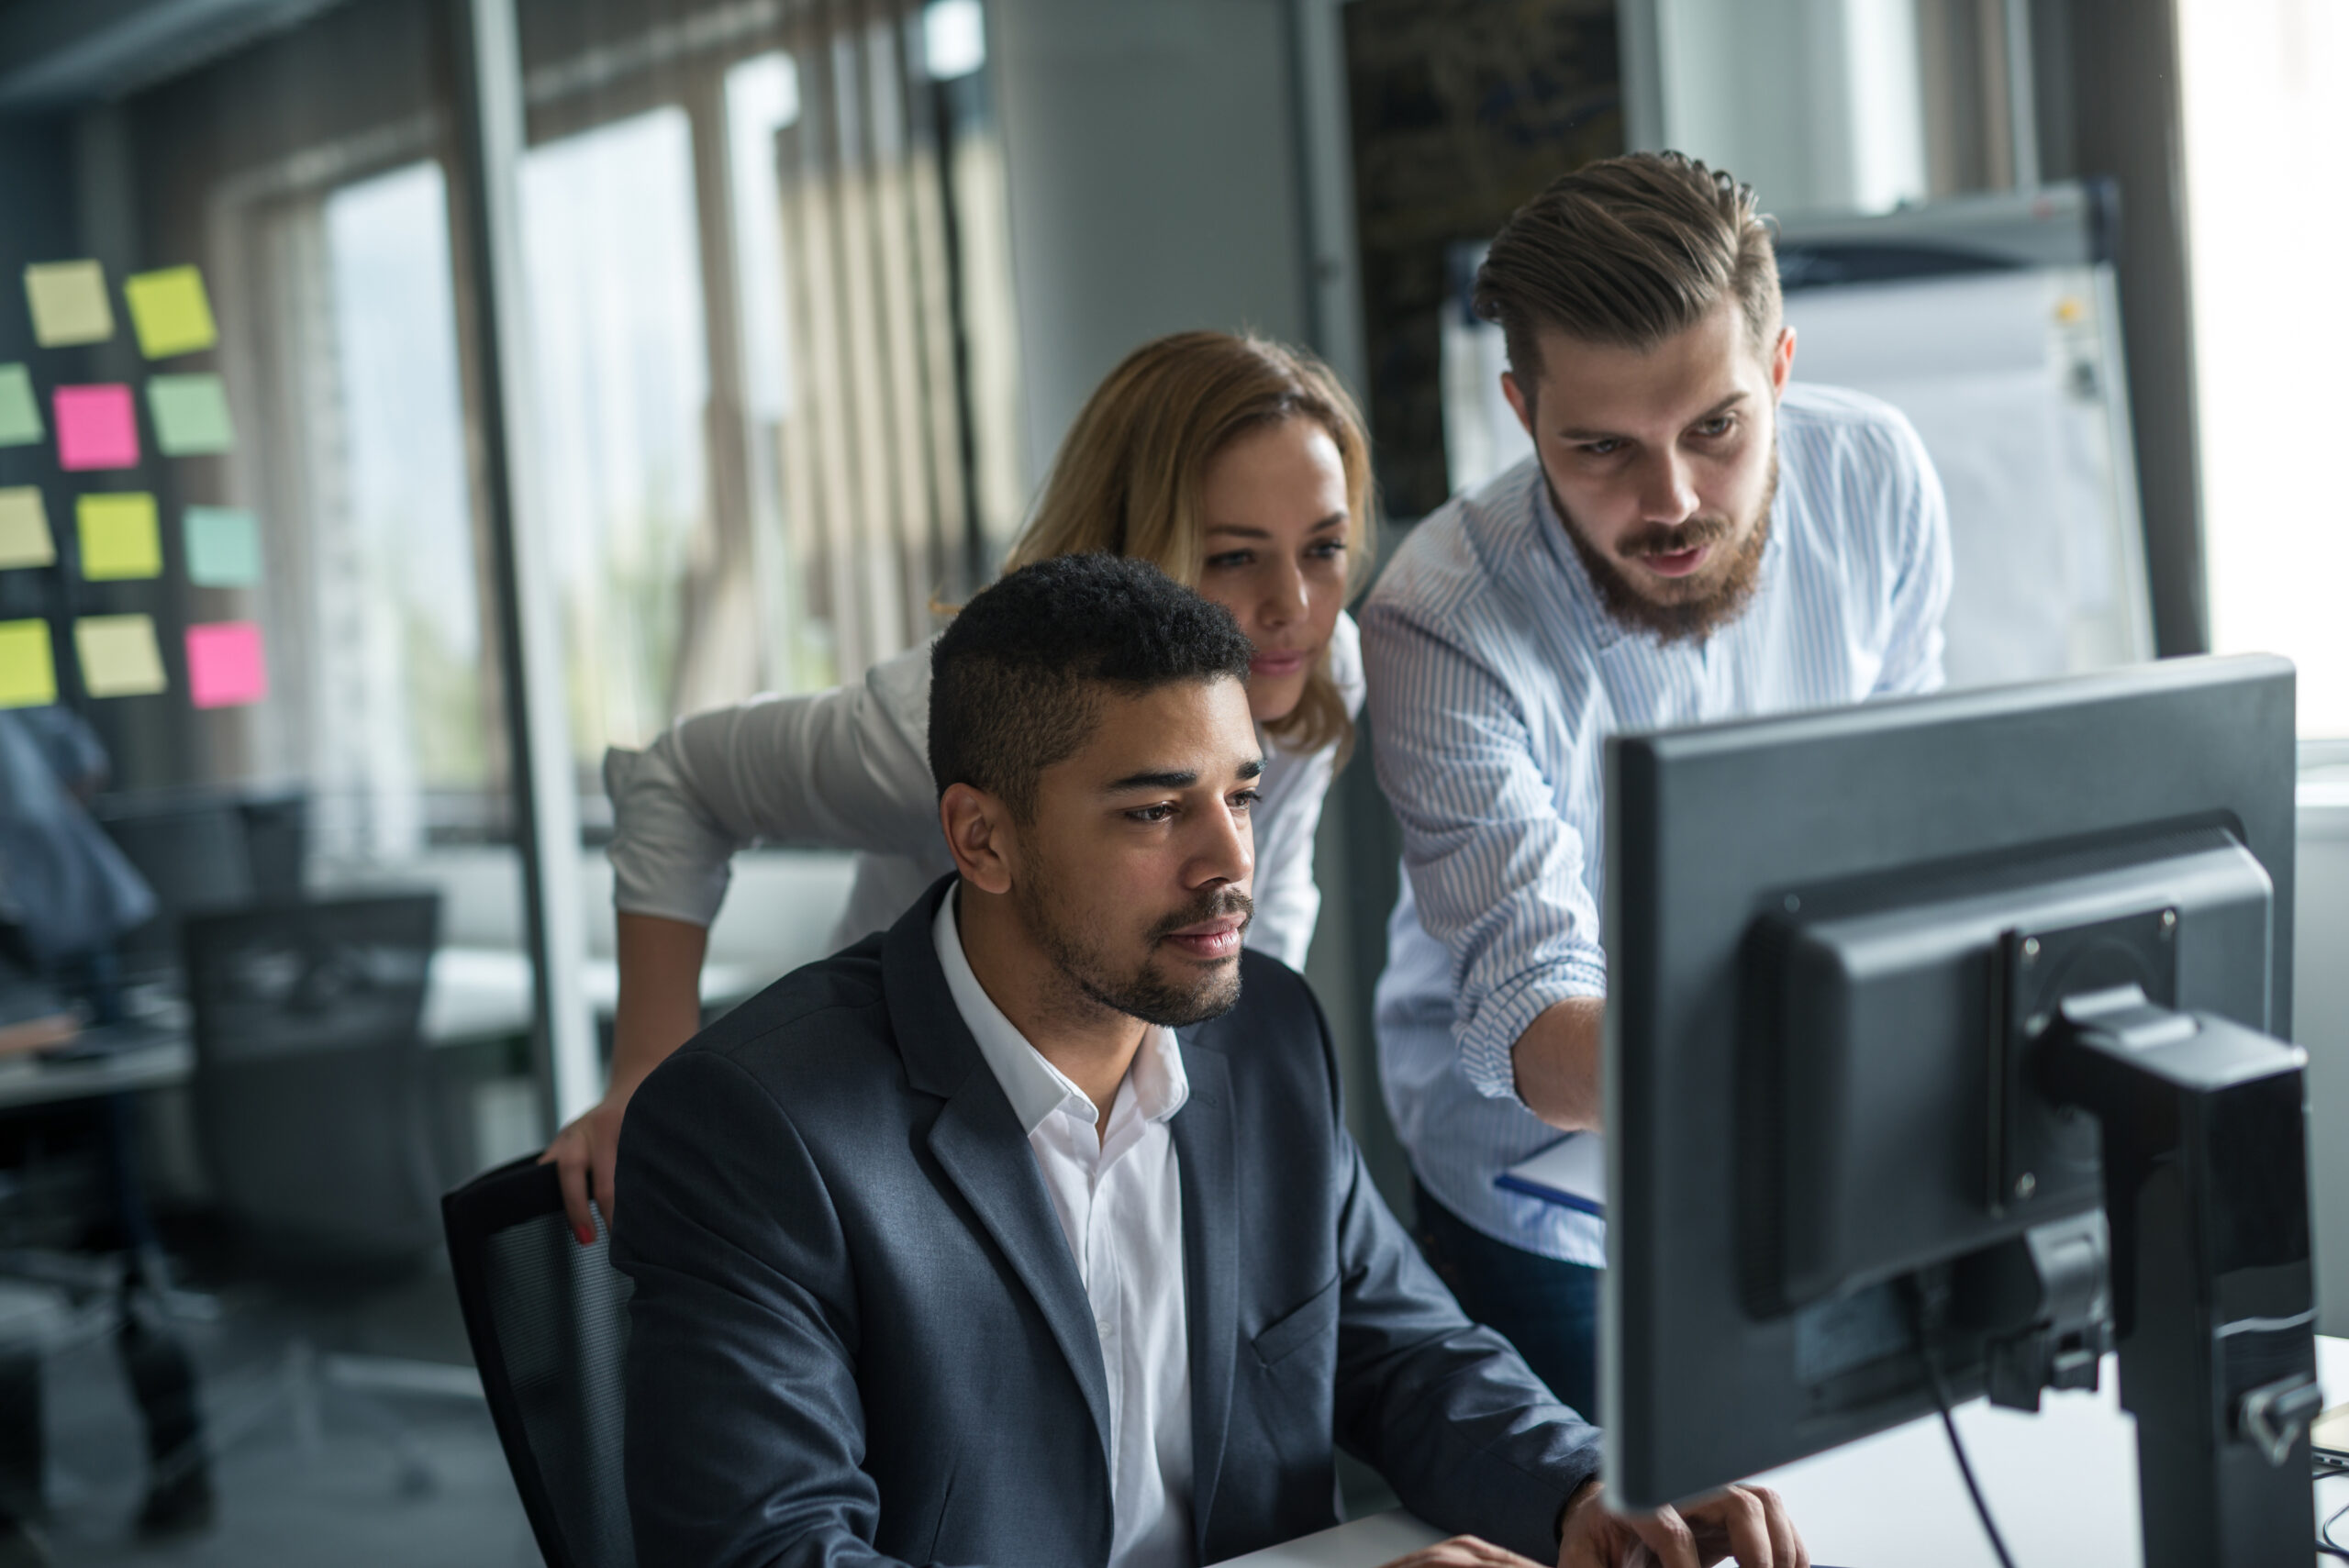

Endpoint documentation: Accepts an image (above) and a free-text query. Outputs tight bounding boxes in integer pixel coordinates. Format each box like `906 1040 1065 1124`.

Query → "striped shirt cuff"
1455 955 1609 1104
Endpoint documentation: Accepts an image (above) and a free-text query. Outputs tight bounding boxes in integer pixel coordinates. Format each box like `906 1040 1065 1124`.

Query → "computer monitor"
1604 654 2317 1567
93 787 308 980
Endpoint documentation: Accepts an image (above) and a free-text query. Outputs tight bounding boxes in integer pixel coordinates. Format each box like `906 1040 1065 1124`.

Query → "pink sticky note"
185 620 268 709
54 384 139 471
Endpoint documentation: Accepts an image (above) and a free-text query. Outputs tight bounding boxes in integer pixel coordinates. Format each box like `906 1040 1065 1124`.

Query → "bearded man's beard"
1553 450 1777 646
1013 870 1252 1029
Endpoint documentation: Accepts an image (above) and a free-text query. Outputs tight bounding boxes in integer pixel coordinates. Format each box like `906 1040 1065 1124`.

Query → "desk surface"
0 947 775 1113
1219 1336 2349 1567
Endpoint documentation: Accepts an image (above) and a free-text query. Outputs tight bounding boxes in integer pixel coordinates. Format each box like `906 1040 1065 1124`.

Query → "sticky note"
0 365 40 448
0 620 55 707
75 492 161 580
123 265 217 360
186 620 266 709
184 506 262 587
23 261 113 348
0 489 54 570
148 374 234 456
54 384 139 471
74 615 166 698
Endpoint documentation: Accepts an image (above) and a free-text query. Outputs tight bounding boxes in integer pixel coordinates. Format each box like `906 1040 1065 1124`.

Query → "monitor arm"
2038 984 2321 1568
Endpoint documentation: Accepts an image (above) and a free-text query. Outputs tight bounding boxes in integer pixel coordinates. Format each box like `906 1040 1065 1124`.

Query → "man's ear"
1501 370 1535 440
1767 323 1796 397
939 782 1019 895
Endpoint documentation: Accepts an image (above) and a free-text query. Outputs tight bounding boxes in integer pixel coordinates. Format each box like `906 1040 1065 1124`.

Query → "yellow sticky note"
0 488 54 570
23 261 114 348
74 614 167 698
76 492 161 581
0 620 55 707
123 265 217 359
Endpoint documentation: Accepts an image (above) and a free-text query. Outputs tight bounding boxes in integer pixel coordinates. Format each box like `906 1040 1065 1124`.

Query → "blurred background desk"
0 948 773 1116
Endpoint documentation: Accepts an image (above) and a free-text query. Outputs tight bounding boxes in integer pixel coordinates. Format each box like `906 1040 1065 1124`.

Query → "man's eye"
1128 804 1177 824
1230 789 1264 811
1693 416 1733 438
1579 439 1623 458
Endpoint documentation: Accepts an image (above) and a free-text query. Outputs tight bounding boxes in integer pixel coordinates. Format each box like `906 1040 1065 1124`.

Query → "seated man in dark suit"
615 554 1805 1568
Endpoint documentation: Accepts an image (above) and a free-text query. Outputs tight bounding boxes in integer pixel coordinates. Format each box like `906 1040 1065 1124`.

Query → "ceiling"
0 0 355 114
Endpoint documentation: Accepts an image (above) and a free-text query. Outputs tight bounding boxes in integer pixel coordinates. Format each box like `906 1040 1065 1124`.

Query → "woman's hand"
538 911 712 1244
542 1093 629 1244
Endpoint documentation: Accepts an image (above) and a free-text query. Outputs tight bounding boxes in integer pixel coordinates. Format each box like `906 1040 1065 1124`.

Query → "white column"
1621 0 1926 216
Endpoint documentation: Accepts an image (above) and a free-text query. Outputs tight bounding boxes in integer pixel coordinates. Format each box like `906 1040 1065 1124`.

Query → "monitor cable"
2320 1494 2349 1560
1909 1273 2021 1568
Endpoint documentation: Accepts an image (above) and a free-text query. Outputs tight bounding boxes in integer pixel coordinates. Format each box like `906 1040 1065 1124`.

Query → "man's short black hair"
930 554 1255 817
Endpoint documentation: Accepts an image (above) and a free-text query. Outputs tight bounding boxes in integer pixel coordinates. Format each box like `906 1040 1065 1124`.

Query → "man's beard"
1552 450 1777 646
1015 873 1252 1029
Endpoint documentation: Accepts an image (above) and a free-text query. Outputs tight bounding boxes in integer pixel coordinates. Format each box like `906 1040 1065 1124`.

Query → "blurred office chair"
443 1155 634 1568
180 893 476 1495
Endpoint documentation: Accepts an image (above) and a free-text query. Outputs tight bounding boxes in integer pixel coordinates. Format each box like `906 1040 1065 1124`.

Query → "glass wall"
0 0 1019 1554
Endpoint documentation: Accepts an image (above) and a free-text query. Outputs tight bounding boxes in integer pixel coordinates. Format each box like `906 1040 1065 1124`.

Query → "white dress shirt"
933 889 1197 1568
602 612 1364 971
1363 383 1954 1264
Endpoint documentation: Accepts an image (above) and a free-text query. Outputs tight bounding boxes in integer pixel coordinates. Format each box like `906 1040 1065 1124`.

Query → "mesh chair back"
443 1156 635 1568
182 894 443 1273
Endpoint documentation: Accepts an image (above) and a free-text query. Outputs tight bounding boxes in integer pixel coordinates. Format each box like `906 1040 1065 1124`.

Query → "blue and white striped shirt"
1362 383 1953 1265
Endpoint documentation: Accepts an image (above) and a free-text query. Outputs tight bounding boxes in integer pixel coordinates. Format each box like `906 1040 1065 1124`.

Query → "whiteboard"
1782 266 2154 686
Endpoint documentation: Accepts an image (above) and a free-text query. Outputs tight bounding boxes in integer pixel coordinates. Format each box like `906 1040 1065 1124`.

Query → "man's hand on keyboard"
1557 1477 1809 1567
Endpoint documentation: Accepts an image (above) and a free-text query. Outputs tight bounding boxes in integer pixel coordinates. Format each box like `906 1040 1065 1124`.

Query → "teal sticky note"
0 365 40 449
184 506 262 588
146 373 235 456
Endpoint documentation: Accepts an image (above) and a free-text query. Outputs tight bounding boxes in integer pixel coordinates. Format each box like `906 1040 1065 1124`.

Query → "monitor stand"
2041 985 2321 1568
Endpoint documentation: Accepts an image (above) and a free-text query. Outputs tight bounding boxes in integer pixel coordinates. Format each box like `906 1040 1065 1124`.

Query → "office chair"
180 893 478 1496
442 1155 635 1568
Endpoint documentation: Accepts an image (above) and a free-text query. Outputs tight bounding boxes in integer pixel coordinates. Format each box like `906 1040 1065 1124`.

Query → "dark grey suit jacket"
615 878 1600 1567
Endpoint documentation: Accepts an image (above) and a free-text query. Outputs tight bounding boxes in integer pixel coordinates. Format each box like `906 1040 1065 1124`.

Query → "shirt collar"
932 884 1189 1136
1530 468 1630 653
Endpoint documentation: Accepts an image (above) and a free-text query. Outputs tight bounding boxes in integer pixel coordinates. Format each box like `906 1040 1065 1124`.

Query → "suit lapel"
887 881 1113 1471
924 1089 1114 1462
1173 1038 1239 1556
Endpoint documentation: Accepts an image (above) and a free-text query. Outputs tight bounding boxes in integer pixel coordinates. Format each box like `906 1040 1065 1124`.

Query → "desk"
0 947 774 1114
420 948 769 1045
1219 1336 2349 1567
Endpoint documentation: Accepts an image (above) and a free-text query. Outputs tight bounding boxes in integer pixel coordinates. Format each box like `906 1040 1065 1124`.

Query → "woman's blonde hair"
1001 330 1376 759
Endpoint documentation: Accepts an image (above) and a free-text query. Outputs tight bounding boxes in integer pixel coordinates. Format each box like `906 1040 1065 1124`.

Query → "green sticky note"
74 614 166 698
76 492 161 581
147 373 234 456
123 265 217 359
23 261 113 348
184 506 262 587
0 620 54 707
0 488 54 570
0 365 41 448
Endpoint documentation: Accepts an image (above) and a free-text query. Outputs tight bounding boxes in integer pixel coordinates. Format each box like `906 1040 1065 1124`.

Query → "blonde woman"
545 330 1375 1239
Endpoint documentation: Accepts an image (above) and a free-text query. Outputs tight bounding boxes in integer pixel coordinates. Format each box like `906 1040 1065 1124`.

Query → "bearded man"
1363 151 1954 1417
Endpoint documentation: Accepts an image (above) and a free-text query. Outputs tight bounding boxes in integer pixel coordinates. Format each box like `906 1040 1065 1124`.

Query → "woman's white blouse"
604 612 1364 971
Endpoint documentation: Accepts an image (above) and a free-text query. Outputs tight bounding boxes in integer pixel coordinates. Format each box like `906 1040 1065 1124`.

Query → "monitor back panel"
1601 654 2297 1507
